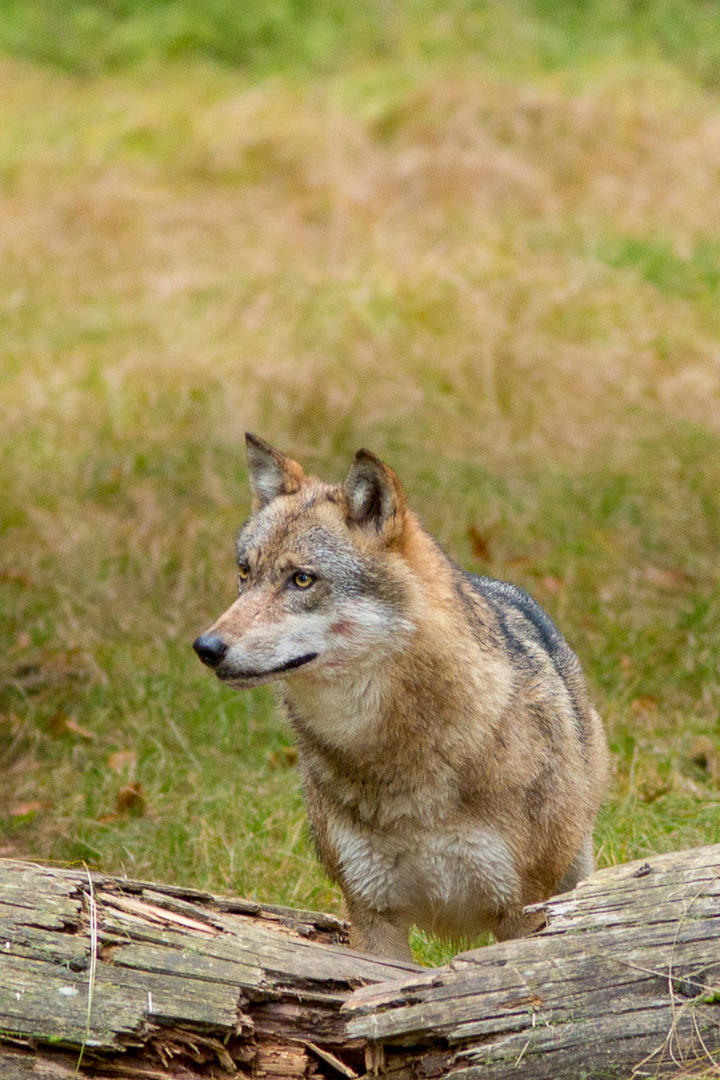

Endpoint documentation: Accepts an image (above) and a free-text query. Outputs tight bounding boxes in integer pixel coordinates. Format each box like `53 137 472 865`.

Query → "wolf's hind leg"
555 834 594 894
494 835 595 943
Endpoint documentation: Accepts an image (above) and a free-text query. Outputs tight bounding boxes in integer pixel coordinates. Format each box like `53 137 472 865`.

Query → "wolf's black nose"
193 634 228 668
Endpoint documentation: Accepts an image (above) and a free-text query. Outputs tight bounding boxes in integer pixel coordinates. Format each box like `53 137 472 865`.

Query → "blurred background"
1 1 719 939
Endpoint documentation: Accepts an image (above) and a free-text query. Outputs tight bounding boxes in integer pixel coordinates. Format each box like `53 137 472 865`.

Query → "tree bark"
1 846 719 1079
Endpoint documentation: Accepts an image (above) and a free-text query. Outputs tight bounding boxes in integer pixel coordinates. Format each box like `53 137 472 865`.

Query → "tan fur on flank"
193 435 608 961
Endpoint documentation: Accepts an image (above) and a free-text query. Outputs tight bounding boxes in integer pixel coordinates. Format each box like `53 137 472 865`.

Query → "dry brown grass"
3 58 720 465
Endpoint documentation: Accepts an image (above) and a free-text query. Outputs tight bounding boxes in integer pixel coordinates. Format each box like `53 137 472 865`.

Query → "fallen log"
0 858 414 1079
345 844 720 1079
0 846 719 1079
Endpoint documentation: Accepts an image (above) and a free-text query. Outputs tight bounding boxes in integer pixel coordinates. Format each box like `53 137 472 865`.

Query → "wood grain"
1 848 719 1078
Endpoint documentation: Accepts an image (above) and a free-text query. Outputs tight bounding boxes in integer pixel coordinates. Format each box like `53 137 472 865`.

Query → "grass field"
1 1 720 978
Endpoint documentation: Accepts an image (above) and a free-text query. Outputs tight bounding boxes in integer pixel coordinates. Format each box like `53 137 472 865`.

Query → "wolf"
193 434 608 961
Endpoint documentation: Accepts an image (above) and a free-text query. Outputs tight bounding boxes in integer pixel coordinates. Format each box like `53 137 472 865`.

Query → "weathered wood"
0 860 416 1078
1 847 719 1079
345 844 720 1079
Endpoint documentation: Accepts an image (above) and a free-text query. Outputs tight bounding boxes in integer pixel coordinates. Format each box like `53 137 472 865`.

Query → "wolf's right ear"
245 433 306 510
344 449 407 542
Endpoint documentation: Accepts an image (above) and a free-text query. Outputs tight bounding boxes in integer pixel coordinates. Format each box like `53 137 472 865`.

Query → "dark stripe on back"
462 572 590 745
468 575 565 658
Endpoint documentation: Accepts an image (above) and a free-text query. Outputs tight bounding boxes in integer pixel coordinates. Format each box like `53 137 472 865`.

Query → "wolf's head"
193 434 418 688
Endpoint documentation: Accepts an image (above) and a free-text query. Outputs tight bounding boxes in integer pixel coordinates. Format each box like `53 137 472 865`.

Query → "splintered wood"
1 847 719 1079
345 845 720 1079
0 860 410 1078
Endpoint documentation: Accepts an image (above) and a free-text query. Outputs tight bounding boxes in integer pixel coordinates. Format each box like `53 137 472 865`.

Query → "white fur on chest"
289 663 391 752
329 819 520 939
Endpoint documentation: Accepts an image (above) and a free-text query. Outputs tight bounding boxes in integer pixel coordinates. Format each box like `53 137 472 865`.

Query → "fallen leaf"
1 570 34 588
10 800 49 818
116 782 146 815
108 750 138 774
631 695 658 716
48 712 95 740
48 712 67 737
267 746 298 769
643 564 693 590
64 716 96 740
467 524 492 562
690 736 720 781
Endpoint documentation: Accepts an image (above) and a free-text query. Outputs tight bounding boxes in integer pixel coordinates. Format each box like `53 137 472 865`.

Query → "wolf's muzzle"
192 633 228 668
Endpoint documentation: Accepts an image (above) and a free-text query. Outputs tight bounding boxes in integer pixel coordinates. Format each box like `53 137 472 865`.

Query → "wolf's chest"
327 818 520 936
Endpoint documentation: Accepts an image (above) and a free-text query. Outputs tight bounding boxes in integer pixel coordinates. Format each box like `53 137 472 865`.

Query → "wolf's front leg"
346 901 413 962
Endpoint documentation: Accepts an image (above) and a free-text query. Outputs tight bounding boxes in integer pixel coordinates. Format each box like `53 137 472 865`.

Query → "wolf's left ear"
245 433 306 510
344 449 407 542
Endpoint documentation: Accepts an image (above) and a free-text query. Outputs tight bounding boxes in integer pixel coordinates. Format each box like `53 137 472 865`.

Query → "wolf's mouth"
220 651 319 683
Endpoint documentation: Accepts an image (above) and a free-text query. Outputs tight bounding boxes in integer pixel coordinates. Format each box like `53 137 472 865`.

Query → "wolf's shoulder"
453 569 574 669
468 574 564 644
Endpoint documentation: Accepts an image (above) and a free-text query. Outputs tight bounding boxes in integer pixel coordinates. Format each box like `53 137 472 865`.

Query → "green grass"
4 0 720 87
599 235 720 301
1 3 720 989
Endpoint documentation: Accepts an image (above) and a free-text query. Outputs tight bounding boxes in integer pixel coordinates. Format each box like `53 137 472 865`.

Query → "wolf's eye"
292 570 315 589
237 562 250 585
